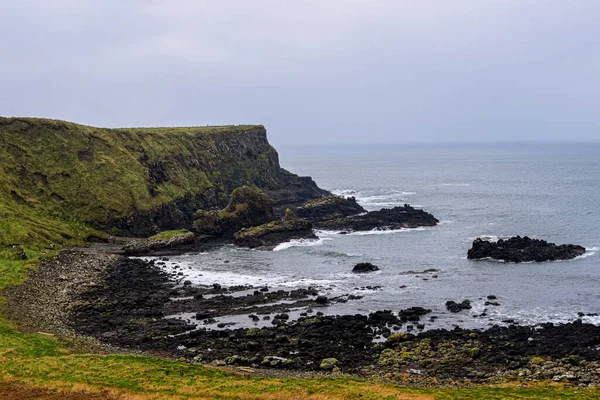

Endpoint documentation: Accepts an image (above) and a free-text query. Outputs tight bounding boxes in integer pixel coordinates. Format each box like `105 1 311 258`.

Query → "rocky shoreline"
5 242 600 386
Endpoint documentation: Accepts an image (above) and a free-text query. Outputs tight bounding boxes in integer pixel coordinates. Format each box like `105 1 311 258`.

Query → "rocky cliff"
0 117 328 251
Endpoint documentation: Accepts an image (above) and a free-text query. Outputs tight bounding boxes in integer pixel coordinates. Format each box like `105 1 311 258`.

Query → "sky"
1 1 599 145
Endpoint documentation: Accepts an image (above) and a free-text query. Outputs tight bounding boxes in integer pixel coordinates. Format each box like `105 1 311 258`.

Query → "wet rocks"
352 262 380 273
467 236 586 263
315 295 328 304
398 307 432 322
446 300 472 313
316 204 438 232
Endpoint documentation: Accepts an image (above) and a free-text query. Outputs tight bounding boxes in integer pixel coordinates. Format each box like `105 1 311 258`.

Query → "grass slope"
0 117 275 252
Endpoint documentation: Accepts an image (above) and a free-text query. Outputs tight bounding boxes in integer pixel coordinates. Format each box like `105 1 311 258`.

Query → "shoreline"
4 241 600 387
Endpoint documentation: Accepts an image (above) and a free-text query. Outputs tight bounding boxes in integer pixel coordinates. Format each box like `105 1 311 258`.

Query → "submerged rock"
467 236 585 263
352 262 380 273
316 204 438 232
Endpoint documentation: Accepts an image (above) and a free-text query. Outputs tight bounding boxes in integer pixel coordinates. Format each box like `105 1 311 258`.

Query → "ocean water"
161 143 600 330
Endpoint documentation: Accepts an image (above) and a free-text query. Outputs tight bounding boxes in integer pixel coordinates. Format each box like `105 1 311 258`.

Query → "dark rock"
196 311 215 319
487 295 497 300
315 296 328 304
398 307 432 322
352 262 380 273
467 236 586 262
316 204 438 232
446 300 472 313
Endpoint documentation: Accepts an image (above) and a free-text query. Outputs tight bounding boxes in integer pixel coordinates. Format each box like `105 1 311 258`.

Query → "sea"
156 142 600 331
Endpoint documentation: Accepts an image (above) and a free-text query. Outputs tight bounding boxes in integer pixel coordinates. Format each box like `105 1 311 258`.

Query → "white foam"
468 235 507 242
349 227 429 236
273 237 332 251
571 247 598 260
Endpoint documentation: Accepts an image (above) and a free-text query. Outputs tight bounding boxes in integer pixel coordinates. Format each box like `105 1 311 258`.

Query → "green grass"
0 317 597 399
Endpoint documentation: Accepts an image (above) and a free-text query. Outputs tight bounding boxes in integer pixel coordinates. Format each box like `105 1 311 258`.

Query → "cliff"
0 117 328 252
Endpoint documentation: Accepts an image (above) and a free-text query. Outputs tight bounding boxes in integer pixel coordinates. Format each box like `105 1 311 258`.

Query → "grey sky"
1 1 598 145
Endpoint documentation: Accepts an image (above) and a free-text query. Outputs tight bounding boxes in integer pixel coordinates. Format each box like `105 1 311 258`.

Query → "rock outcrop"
467 236 586 262
233 209 316 249
295 196 365 222
352 262 380 273
316 204 438 232
193 187 275 237
446 300 472 313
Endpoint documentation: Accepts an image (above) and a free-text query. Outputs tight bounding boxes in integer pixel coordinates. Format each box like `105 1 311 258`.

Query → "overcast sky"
1 1 598 145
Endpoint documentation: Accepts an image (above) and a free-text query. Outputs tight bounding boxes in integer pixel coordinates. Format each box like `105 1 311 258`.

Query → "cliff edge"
0 117 328 252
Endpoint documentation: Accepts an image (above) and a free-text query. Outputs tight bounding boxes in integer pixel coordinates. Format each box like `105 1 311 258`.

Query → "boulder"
319 358 339 370
316 204 438 232
467 236 586 262
295 196 366 222
446 300 472 313
193 186 274 237
352 262 380 273
398 307 432 322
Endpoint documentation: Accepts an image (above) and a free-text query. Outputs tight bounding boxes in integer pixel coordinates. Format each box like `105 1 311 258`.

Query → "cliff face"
0 117 328 249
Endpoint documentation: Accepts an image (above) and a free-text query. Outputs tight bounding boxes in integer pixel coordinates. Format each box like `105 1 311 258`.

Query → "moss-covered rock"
295 196 365 222
122 229 196 255
233 218 316 249
319 358 339 370
193 186 274 237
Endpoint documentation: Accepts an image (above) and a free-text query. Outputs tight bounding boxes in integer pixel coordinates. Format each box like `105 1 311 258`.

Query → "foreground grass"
0 307 597 399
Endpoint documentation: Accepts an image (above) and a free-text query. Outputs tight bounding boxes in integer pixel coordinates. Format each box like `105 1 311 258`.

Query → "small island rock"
467 236 585 263
352 262 380 273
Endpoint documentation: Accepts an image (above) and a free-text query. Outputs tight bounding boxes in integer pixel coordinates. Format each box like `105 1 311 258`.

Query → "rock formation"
468 236 586 262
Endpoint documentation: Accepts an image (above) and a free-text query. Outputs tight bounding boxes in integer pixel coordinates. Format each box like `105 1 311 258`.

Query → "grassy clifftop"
0 117 322 255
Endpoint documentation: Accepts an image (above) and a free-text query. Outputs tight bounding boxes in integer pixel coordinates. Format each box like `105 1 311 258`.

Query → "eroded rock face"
193 187 275 237
295 196 366 222
467 236 586 263
316 204 438 232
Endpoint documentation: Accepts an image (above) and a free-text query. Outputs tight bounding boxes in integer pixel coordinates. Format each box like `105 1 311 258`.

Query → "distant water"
160 143 600 330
